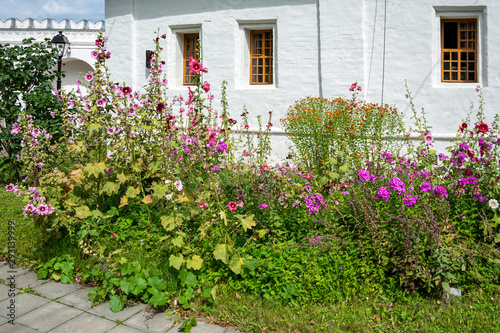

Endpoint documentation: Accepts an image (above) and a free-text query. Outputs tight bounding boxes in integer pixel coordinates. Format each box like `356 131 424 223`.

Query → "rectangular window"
441 19 477 82
183 33 199 85
250 30 273 85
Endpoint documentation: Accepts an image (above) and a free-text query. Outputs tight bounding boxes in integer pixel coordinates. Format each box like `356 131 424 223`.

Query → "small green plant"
35 254 75 284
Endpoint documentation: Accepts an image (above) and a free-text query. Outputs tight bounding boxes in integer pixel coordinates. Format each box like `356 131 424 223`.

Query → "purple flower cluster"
375 187 390 201
357 169 371 182
304 193 325 214
388 177 405 194
404 194 418 208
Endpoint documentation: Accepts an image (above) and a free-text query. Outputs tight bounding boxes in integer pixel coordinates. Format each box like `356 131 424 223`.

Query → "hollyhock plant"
189 57 208 74
228 201 238 211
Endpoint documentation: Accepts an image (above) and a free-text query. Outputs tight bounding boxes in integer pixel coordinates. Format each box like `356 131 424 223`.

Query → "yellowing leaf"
172 235 184 248
240 214 256 231
126 186 141 198
69 168 84 183
142 195 153 204
151 184 169 199
161 215 176 231
88 123 102 135
213 243 232 264
219 210 227 226
117 173 128 184
169 254 184 270
229 253 245 275
119 196 129 207
74 205 91 219
252 229 267 241
186 255 203 270
102 182 119 195
83 162 107 179
131 159 142 172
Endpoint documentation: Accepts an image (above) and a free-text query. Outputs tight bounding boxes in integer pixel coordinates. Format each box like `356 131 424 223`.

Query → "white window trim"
236 20 277 90
168 24 202 90
432 6 486 88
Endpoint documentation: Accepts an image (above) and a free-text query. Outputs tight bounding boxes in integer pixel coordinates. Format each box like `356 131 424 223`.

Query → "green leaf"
116 173 128 184
169 254 184 270
339 164 349 172
213 243 232 264
151 184 169 199
219 210 227 226
186 255 203 271
132 277 148 296
102 182 119 195
74 205 91 219
110 295 124 313
148 288 169 307
442 282 450 293
147 276 166 291
120 278 133 295
83 162 107 178
179 270 197 288
37 269 48 279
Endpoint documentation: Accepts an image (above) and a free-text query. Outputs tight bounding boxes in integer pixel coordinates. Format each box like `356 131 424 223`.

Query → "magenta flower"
5 183 14 192
203 81 210 93
228 201 238 211
357 169 371 182
85 72 94 81
36 162 43 168
91 50 98 58
420 182 432 193
404 194 418 208
189 57 207 74
10 123 19 135
375 187 390 201
259 203 268 210
388 177 405 194
186 87 194 105
25 204 35 212
433 185 448 198
106 128 114 135
36 204 49 215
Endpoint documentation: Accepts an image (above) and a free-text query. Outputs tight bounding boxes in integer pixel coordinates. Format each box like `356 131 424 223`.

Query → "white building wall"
0 18 104 90
105 0 500 159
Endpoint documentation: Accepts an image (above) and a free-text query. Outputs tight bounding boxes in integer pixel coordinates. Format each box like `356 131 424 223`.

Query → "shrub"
280 84 406 175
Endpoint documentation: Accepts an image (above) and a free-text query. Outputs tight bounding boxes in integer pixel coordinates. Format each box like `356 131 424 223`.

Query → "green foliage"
35 254 75 284
0 38 64 182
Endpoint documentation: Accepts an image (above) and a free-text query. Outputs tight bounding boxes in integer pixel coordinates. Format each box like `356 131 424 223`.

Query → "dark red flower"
478 123 489 133
461 122 467 129
147 51 154 61
122 86 132 95
467 150 475 159
157 102 165 113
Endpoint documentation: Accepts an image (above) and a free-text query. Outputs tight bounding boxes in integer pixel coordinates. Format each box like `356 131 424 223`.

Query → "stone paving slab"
48 312 116 333
106 324 147 333
16 301 83 331
0 322 40 333
0 292 51 318
0 284 11 302
88 301 148 322
57 287 93 311
123 311 175 333
188 320 228 333
14 271 48 289
33 280 78 299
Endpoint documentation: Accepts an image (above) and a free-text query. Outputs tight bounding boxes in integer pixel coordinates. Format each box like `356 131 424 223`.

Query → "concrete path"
0 262 238 333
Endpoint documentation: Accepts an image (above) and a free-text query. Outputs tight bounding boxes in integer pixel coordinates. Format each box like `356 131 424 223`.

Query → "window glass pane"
444 72 450 80
460 31 466 40
468 52 475 61
468 31 475 39
461 72 467 80
461 52 467 60
468 72 475 81
452 72 458 80
444 52 450 60
444 62 450 70
451 62 458 70
258 58 263 65
258 67 263 74
468 62 474 70
443 22 458 48
258 76 263 83
460 41 467 49
460 22 467 30
461 62 467 70
265 32 271 39
469 41 475 49
452 52 458 60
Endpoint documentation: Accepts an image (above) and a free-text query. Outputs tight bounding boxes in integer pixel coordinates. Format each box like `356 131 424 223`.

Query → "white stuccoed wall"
105 0 500 160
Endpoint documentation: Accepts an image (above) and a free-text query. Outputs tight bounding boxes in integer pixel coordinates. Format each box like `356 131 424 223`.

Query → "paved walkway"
0 262 238 333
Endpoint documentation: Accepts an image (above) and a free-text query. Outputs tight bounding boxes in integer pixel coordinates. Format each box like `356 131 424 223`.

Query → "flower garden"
1 31 500 331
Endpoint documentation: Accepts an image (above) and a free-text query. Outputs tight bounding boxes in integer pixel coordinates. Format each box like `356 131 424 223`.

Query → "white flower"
164 180 171 185
174 180 183 192
166 193 173 200
489 199 499 210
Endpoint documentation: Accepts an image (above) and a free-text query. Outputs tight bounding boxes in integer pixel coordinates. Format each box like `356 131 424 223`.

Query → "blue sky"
0 0 104 22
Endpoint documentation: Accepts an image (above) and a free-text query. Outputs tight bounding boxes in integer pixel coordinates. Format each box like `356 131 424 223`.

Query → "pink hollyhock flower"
106 128 114 135
5 183 14 191
238 202 244 207
161 34 166 39
157 102 165 113
203 81 210 93
244 150 250 157
261 164 270 171
244 124 249 129
91 50 98 58
36 204 49 215
10 123 19 135
199 201 207 208
186 87 194 105
259 203 267 210
424 134 433 143
36 162 43 168
85 72 94 81
189 57 207 74
477 123 489 133
228 201 238 211
25 204 35 212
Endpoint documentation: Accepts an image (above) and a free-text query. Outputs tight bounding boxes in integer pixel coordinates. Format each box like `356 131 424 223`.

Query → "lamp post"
51 31 70 90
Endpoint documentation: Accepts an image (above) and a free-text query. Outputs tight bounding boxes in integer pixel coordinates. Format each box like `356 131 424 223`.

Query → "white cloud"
1 0 104 21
